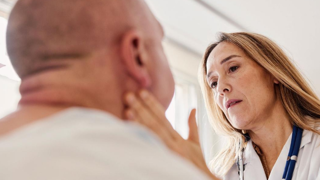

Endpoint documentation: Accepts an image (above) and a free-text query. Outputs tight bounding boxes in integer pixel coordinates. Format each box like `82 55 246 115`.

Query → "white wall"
0 75 20 119
0 15 20 119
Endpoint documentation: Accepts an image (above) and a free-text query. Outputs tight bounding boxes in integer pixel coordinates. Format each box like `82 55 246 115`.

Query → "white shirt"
0 107 210 180
225 129 320 180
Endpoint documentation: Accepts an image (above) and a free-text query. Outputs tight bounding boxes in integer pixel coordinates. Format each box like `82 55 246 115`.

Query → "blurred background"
1 0 320 164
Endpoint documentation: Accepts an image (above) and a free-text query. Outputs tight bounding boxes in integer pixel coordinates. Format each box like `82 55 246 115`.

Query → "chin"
153 84 174 110
151 90 174 110
161 94 174 110
229 117 251 130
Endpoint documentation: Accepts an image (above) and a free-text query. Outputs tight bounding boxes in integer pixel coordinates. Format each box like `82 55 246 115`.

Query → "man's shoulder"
0 107 210 180
0 107 163 148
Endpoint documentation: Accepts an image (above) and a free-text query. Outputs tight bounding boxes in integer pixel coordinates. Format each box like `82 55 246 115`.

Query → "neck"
248 100 293 169
0 58 129 136
249 120 292 156
19 65 124 119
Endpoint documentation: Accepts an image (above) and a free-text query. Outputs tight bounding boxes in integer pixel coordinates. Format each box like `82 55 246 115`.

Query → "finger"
124 92 156 125
138 90 173 127
124 93 175 141
130 107 182 153
127 91 176 135
188 109 200 145
124 109 135 121
124 92 183 147
137 90 185 141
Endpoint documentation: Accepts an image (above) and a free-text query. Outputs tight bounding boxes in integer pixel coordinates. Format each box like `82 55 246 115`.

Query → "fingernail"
140 90 148 99
126 93 136 104
126 110 135 120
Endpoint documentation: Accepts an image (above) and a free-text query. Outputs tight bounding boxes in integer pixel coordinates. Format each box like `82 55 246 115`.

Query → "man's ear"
120 30 151 88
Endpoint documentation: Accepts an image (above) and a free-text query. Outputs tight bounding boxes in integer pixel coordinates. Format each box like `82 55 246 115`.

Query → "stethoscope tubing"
238 125 303 180
282 125 298 178
283 126 303 180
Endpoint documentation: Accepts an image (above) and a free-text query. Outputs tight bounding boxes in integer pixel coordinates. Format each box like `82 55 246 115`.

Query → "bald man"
0 0 211 179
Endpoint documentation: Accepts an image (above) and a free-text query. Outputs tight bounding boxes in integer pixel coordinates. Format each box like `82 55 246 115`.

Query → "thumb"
188 109 200 145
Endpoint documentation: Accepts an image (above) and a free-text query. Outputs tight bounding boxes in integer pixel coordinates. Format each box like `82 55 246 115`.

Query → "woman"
124 32 320 180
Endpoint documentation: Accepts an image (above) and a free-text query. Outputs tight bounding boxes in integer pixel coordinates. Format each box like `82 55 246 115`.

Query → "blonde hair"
198 32 320 176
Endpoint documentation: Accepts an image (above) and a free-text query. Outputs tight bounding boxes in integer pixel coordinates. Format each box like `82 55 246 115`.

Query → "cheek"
237 72 275 117
155 68 175 109
236 69 263 101
214 94 224 111
154 71 174 108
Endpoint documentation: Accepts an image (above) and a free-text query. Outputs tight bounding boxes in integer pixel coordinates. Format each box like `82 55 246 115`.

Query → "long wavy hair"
198 32 320 176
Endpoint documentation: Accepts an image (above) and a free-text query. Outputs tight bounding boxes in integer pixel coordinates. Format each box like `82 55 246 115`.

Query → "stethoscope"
237 125 303 180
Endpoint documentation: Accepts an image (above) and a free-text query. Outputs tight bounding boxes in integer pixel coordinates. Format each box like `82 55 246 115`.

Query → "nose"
217 81 231 97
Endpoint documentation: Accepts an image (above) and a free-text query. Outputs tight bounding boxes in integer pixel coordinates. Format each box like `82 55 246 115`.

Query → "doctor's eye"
210 81 218 89
229 66 239 73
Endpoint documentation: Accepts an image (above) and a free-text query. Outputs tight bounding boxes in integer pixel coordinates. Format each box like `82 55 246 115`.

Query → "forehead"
206 42 245 71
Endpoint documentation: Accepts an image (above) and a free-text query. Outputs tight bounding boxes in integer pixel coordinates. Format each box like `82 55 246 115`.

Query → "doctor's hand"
123 90 221 180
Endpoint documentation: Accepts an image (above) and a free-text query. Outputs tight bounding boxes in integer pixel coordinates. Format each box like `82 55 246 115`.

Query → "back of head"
6 0 174 113
7 0 150 79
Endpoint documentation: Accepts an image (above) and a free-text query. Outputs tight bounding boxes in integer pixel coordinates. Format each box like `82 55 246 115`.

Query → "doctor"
123 32 320 180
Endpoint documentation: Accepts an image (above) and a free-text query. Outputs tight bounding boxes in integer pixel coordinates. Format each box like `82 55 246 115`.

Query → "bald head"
7 0 157 78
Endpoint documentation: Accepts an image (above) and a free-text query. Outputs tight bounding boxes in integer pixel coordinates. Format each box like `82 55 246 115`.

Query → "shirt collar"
300 129 313 148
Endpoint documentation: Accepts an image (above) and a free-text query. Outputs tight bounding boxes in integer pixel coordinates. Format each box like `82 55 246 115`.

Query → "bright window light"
0 16 20 81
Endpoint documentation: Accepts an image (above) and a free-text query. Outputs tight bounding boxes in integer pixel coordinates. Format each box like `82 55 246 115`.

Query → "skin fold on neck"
0 59 125 136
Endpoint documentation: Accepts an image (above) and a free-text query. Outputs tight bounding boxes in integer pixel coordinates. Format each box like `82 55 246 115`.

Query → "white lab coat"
224 129 320 180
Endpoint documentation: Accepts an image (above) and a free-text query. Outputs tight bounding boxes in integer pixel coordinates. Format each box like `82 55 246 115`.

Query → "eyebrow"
206 54 241 79
220 55 241 65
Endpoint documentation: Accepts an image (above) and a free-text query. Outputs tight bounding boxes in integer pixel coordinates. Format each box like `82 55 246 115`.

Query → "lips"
225 99 242 109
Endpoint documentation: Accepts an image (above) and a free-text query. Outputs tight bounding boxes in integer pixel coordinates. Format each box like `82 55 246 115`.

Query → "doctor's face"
206 42 278 130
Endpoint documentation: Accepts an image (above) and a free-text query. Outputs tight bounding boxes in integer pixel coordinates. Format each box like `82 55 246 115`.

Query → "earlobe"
274 79 279 84
120 30 151 88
